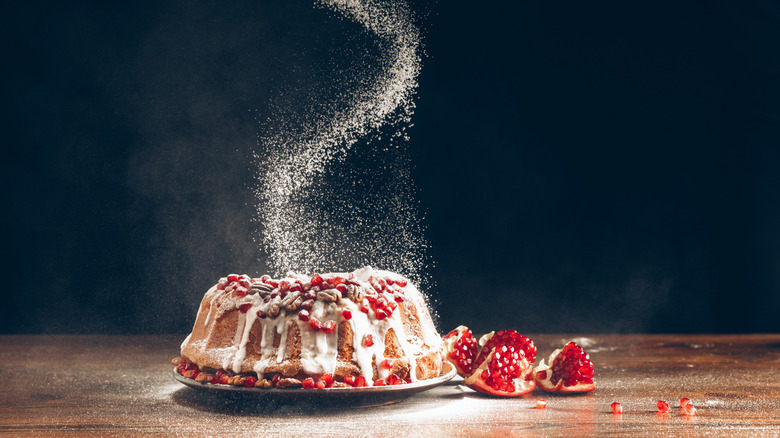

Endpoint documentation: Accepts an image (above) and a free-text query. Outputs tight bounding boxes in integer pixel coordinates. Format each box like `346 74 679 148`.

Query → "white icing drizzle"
186 267 440 385
203 285 220 327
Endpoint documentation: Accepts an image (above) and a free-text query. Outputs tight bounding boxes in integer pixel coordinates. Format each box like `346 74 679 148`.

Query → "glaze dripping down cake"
174 267 443 388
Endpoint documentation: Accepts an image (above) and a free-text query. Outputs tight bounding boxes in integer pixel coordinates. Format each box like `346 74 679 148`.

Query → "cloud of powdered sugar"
254 0 432 288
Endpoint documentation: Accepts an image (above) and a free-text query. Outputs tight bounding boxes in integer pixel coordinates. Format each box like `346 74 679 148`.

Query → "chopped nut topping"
317 289 342 302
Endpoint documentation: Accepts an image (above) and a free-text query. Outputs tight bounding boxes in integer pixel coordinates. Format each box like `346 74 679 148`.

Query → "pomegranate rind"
441 325 478 377
463 347 536 397
533 343 596 394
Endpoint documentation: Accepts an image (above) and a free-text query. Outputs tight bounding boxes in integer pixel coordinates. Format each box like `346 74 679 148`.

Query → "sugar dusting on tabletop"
254 0 431 288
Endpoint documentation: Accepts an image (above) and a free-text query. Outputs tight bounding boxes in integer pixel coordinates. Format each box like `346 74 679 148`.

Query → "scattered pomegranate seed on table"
611 402 623 414
536 399 547 409
657 400 670 412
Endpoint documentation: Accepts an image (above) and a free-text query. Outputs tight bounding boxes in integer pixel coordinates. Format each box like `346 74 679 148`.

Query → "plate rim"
172 361 456 396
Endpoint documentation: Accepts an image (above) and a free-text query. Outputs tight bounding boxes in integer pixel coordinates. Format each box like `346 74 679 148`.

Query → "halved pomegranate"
475 330 537 369
534 341 596 393
441 325 479 377
464 343 536 397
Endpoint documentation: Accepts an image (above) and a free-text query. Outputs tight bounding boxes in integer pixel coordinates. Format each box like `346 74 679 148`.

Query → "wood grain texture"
1 334 779 436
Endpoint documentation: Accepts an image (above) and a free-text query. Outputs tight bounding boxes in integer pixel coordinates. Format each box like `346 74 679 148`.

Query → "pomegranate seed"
267 280 279 288
680 398 691 408
611 402 623 414
260 275 271 282
373 379 386 387
356 376 367 387
341 310 352 320
657 400 670 413
238 303 252 313
375 309 388 320
310 274 323 286
332 277 346 286
256 309 266 318
395 279 407 287
393 293 405 303
336 284 347 293
316 380 326 389
359 299 370 314
239 278 251 288
321 373 334 387
682 403 697 416
278 280 291 292
271 375 281 386
387 374 401 385
298 309 310 322
302 378 315 389
321 320 336 334
235 287 248 297
380 359 393 370
244 376 257 387
363 334 374 347
227 274 239 283
308 317 321 331
301 299 314 311
344 376 357 386
536 399 547 409
289 283 302 293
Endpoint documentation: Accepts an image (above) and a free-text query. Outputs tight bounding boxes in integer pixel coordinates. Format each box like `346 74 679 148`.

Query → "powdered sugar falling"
254 0 430 285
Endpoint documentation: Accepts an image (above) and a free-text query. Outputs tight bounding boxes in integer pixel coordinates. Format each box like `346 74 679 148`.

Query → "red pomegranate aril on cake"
373 379 387 387
301 299 314 311
387 374 401 385
356 376 367 387
236 287 248 297
302 377 315 389
380 359 393 370
244 376 257 388
227 274 239 283
238 303 252 313
308 317 321 331
344 375 357 386
341 309 352 320
298 310 310 322
260 275 271 282
310 273 323 286
363 334 374 347
375 309 388 320
395 279 407 287
256 309 266 318
321 320 336 334
321 373 334 387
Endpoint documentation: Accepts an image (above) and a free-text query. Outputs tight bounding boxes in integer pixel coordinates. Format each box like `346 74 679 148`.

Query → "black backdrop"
4 0 779 335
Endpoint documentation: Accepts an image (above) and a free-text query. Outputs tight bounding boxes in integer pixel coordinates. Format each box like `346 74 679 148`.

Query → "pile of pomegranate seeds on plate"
442 326 595 397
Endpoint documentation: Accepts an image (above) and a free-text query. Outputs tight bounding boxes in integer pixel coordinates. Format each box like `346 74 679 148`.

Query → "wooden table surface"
1 334 779 436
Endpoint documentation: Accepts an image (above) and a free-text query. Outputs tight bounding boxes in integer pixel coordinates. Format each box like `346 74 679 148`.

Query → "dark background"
3 1 779 335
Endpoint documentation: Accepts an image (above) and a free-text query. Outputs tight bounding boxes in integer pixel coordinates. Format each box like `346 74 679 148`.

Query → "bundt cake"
174 266 443 388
